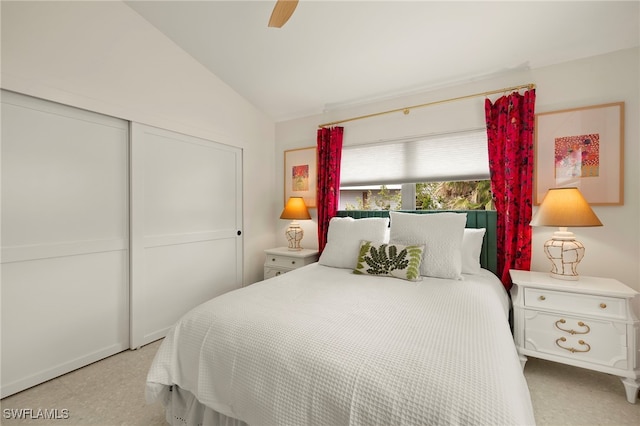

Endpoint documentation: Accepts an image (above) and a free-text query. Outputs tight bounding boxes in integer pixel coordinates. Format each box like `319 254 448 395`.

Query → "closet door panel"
141 239 239 342
1 91 129 398
143 133 238 236
1 93 127 247
130 123 242 348
1 252 128 395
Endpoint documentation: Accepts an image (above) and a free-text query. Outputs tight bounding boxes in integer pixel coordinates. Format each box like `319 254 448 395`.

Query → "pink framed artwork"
284 146 317 208
534 102 624 205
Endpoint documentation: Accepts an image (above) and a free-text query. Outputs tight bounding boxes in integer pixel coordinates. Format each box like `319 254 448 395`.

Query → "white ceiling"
126 1 640 122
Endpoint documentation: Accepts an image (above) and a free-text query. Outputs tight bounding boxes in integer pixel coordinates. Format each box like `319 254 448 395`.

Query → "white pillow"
318 217 390 269
461 228 486 275
389 211 467 280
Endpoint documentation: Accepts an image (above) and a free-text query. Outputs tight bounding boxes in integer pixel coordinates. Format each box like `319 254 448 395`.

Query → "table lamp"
530 187 602 280
280 197 311 250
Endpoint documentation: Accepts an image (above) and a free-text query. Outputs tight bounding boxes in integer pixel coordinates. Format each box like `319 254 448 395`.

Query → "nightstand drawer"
524 288 626 319
264 266 289 280
263 248 319 280
266 253 303 269
524 310 628 369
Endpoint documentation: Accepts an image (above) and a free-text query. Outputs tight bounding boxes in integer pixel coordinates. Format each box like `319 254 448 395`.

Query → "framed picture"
534 102 624 205
284 146 317 208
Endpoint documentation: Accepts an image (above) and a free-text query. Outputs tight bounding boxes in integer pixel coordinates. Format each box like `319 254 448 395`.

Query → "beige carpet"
1 340 166 425
523 356 639 425
1 339 638 425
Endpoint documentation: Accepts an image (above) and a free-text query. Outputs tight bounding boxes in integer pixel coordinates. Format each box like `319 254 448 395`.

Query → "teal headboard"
336 210 498 275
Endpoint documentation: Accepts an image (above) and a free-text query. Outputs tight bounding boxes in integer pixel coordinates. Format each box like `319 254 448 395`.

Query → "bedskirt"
154 384 248 426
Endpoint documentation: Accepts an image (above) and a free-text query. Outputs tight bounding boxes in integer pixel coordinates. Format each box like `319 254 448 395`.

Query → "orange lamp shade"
280 197 311 220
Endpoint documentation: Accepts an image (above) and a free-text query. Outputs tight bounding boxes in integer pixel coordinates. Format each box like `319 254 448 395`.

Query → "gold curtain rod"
318 83 536 128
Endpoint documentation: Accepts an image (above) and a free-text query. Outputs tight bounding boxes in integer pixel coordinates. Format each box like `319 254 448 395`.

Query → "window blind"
340 129 489 186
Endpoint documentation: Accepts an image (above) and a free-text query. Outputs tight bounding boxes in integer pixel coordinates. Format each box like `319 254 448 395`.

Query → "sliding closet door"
1 91 129 398
130 123 243 348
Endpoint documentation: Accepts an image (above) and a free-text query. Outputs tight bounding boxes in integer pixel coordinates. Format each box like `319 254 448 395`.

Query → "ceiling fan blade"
268 0 299 28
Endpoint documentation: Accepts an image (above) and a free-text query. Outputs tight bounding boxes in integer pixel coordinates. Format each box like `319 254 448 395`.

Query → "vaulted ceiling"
126 1 640 122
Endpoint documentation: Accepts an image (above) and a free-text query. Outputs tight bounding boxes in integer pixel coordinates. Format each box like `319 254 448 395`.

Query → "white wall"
3 2 637 292
1 1 277 285
276 48 640 294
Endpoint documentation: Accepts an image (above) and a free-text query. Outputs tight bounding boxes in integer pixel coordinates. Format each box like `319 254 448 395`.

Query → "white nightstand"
510 269 640 403
264 247 319 280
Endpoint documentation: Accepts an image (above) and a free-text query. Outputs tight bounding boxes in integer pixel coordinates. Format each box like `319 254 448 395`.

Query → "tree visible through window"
341 180 493 211
343 185 401 210
417 180 493 210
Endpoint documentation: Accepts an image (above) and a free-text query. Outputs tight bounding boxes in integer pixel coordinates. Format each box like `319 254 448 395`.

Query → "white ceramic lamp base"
543 227 585 281
285 221 304 251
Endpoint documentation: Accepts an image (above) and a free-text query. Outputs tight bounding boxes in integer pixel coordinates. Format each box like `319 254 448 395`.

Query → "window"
339 130 492 211
340 185 402 210
414 180 493 210
340 181 493 211
340 129 488 186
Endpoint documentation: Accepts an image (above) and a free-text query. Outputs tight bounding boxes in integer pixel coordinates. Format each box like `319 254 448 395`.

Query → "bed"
146 210 536 426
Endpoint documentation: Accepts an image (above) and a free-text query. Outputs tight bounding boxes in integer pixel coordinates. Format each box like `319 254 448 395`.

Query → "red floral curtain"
485 89 536 289
316 126 344 253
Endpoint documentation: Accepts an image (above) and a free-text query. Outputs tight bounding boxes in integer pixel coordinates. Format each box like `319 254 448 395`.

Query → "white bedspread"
147 264 535 426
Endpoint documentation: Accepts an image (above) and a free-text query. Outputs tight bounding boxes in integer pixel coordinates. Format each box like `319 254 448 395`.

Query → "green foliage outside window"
344 180 493 211
417 180 494 210
345 185 402 210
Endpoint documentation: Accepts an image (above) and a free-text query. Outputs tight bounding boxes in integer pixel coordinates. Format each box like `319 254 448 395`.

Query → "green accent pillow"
353 241 424 281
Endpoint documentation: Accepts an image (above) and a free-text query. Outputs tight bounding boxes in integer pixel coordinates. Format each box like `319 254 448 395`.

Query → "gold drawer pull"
555 319 590 335
600 303 607 309
538 295 546 301
556 337 591 353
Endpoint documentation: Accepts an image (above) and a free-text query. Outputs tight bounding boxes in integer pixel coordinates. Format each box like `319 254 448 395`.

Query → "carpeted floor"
1 339 638 425
523 356 639 425
1 340 166 425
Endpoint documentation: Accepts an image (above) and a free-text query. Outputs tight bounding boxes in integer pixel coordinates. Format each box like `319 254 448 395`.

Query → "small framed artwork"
284 146 317 208
534 102 624 205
